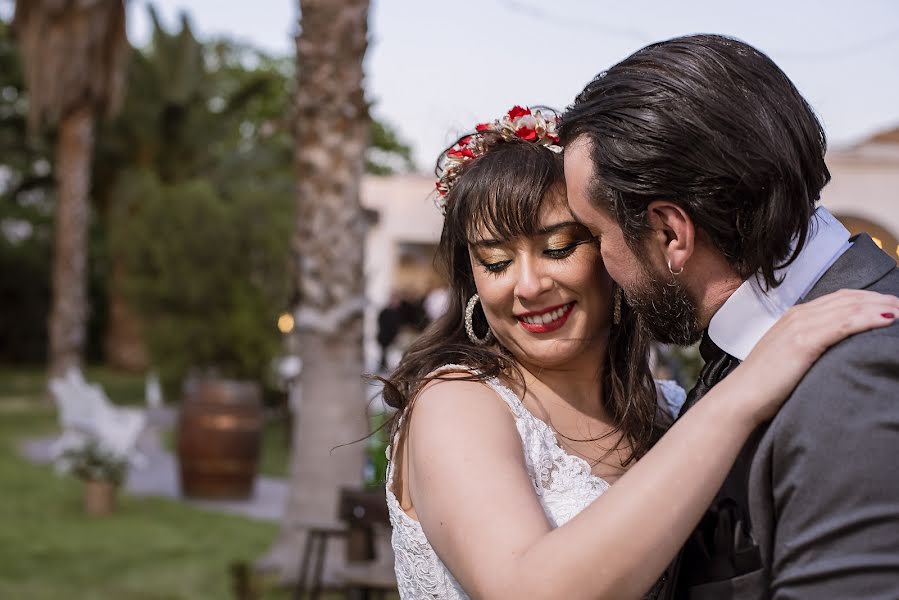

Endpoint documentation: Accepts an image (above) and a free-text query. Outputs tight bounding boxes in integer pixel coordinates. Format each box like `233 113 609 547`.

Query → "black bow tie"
678 332 741 418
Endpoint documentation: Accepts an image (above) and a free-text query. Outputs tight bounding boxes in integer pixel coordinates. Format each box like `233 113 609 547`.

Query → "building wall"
823 138 899 264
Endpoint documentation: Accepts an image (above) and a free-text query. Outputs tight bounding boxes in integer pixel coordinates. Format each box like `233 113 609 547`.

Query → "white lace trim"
386 364 684 599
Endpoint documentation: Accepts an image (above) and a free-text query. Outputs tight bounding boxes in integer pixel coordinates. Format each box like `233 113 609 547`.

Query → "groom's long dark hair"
560 34 831 289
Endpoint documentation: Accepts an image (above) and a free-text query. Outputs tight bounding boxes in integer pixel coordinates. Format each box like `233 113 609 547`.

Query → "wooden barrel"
177 379 262 499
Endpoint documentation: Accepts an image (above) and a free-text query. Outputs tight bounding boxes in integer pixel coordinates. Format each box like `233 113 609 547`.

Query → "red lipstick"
516 302 575 334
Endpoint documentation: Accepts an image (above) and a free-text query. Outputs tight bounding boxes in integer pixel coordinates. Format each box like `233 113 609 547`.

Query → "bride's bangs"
445 142 564 245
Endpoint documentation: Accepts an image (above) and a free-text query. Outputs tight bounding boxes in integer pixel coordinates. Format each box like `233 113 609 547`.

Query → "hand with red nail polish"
734 289 899 424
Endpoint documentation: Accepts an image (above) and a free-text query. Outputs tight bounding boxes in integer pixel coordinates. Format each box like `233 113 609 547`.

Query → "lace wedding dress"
386 365 686 599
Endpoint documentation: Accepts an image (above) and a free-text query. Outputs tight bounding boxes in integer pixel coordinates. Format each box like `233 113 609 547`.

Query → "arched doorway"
833 214 899 266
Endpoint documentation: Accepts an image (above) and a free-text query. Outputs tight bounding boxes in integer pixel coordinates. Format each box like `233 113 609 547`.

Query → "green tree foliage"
0 17 56 363
1 7 413 375
112 170 291 387
102 11 295 388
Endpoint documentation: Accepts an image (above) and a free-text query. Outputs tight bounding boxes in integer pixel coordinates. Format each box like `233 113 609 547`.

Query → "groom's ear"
645 200 695 273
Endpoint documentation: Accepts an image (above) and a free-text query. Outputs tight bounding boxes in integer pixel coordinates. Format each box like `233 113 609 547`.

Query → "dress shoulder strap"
424 363 525 415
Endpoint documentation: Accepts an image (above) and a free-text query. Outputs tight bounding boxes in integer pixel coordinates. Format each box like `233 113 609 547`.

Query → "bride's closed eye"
544 239 594 259
473 226 596 275
479 259 511 275
475 248 513 275
477 240 585 275
544 228 596 260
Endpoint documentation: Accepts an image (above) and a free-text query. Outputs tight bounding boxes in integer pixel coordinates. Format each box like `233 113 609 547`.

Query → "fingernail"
882 312 896 319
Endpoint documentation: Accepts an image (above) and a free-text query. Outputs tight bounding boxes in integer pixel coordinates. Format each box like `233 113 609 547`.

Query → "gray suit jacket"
747 234 899 598
674 234 899 599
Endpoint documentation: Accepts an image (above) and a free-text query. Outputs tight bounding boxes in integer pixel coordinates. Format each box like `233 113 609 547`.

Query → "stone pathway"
18 405 289 522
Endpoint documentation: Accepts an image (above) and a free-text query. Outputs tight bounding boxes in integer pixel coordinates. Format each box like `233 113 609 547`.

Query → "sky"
118 1 899 170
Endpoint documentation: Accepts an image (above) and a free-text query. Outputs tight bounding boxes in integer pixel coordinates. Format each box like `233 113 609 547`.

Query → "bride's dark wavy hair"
380 128 664 466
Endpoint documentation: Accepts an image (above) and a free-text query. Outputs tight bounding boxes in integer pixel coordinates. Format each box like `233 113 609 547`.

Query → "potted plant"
56 438 128 516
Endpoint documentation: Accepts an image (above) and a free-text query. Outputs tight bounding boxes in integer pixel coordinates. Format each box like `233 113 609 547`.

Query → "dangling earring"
464 293 493 346
613 287 622 326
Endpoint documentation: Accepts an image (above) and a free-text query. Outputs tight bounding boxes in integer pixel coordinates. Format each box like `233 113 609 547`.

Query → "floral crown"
434 105 562 211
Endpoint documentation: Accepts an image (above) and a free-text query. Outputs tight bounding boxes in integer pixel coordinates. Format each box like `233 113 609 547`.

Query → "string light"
277 312 295 334
871 236 883 249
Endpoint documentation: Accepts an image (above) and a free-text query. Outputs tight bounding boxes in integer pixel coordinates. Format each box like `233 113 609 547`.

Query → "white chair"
48 370 96 458
49 368 148 468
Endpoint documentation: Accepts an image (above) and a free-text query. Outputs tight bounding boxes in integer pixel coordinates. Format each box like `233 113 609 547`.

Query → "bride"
380 106 899 600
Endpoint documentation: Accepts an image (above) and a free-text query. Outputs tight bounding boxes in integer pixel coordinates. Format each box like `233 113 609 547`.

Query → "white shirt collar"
708 207 852 360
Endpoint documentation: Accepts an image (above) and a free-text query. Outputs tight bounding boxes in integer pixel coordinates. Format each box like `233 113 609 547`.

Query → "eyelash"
544 243 581 259
479 241 583 276
481 261 510 276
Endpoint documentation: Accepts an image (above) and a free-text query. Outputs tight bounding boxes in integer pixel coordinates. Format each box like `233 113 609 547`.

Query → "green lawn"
0 365 147 404
0 370 290 600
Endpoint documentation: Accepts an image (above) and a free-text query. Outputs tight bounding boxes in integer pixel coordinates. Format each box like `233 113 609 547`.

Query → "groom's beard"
624 266 703 346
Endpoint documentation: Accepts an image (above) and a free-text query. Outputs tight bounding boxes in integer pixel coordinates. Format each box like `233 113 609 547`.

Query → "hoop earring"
667 259 684 276
613 287 622 326
464 294 493 346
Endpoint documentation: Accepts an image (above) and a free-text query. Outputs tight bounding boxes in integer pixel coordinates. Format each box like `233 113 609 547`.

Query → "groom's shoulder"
868 261 899 295
773 269 899 434
822 264 899 359
758 310 899 485
798 261 899 381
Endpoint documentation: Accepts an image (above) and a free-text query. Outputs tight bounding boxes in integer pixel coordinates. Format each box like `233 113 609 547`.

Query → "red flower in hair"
515 126 537 141
447 146 475 159
475 123 491 132
507 105 530 120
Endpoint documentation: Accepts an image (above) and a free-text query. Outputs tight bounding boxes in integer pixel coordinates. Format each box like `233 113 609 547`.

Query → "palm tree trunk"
49 105 94 377
258 0 371 583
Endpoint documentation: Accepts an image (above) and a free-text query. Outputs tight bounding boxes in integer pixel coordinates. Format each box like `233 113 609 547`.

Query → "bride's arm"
407 289 899 600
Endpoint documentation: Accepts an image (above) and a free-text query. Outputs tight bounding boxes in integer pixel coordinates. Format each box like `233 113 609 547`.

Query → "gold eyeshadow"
470 222 593 262
545 225 593 251
469 223 593 262
545 233 580 251
475 248 513 264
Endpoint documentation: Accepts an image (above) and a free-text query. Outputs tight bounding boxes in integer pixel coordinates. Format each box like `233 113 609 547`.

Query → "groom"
560 34 899 599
